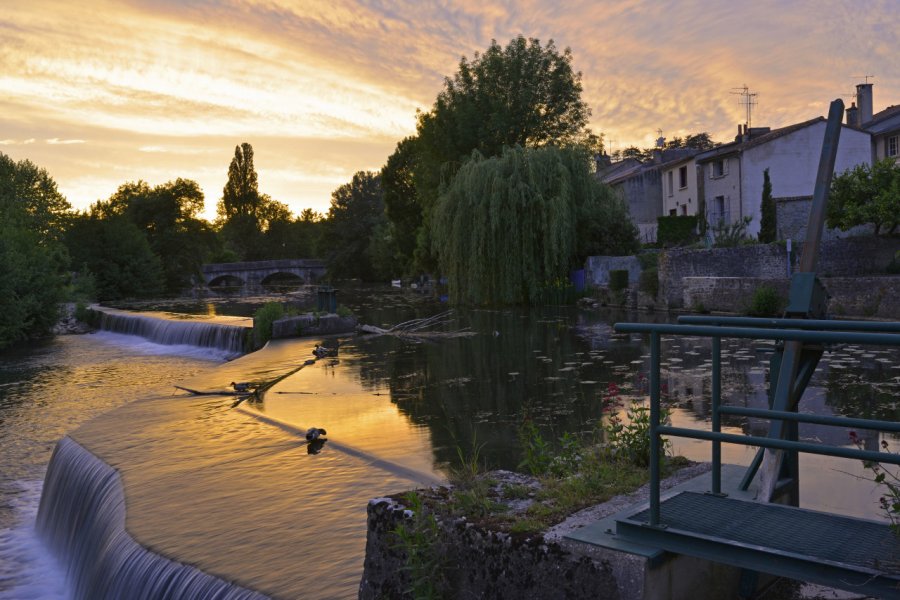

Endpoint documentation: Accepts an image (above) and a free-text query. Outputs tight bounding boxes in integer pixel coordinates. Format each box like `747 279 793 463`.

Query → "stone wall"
775 196 874 242
680 275 900 319
682 277 791 313
359 496 619 600
660 236 900 308
824 277 900 319
585 255 643 288
270 313 357 339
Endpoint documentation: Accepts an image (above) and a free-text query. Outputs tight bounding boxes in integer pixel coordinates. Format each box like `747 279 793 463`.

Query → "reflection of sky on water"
223 295 900 523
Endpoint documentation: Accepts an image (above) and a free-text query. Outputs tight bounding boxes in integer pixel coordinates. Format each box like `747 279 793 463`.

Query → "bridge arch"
200 259 327 296
260 272 305 293
207 275 245 294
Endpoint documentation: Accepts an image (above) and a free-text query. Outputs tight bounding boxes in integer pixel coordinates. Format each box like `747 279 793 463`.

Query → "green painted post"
712 336 722 495
650 331 661 526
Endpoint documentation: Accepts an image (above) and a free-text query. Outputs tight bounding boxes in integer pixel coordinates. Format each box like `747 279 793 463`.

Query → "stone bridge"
200 259 326 294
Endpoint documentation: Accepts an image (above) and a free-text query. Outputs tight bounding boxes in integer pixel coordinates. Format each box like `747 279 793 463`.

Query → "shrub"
746 285 784 317
657 215 699 247
712 216 754 248
253 302 285 347
604 398 671 468
638 267 659 298
609 269 629 291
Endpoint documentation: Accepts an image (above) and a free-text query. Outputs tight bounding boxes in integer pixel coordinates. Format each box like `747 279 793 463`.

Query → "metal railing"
613 316 900 527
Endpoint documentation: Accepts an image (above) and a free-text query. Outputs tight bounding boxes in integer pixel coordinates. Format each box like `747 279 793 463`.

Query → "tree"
381 136 422 276
827 158 900 235
322 171 386 280
0 152 71 349
759 168 776 243
388 36 594 273
432 146 637 305
217 143 296 260
219 143 260 220
91 178 217 294
66 213 164 301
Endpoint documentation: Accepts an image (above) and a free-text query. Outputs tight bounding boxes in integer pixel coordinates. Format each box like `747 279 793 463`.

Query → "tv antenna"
853 74 875 84
731 84 758 130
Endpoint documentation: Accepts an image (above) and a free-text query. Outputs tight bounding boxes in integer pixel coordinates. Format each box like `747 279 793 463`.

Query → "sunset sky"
3 0 897 220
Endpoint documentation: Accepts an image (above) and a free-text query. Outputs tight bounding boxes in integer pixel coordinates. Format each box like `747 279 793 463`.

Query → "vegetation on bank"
391 384 687 598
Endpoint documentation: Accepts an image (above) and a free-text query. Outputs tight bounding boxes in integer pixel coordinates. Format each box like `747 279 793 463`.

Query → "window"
669 208 677 216
667 171 674 196
679 165 688 189
711 159 728 178
889 135 898 157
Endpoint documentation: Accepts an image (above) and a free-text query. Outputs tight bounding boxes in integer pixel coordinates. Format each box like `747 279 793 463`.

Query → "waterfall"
37 436 269 600
95 308 249 356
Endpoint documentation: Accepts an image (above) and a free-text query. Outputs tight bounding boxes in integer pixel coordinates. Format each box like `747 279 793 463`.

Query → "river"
1 288 897 599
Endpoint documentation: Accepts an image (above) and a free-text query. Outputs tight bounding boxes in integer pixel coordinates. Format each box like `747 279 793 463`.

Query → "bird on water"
230 381 253 393
305 427 327 441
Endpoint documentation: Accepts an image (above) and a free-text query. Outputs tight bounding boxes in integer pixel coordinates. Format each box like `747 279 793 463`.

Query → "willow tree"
433 145 620 305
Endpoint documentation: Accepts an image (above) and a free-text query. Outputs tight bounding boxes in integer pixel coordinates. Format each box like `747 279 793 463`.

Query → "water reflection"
239 292 900 521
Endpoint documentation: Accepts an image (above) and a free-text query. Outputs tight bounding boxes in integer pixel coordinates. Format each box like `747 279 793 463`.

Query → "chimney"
652 148 663 164
856 83 874 126
735 124 744 142
595 153 612 171
846 102 859 127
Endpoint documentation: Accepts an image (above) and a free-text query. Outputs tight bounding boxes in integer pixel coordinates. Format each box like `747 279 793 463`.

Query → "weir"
37 436 267 600
94 306 251 356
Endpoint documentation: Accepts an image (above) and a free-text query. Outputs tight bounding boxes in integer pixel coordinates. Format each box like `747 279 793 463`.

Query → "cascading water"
94 308 250 357
36 436 267 600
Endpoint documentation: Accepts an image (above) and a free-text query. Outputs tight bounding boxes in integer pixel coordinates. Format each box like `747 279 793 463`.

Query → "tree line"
6 35 894 349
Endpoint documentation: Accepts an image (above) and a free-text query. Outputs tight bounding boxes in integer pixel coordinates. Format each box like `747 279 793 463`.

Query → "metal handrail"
612 320 900 527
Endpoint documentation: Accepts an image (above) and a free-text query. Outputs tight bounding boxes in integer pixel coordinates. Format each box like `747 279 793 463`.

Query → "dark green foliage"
887 251 900 274
713 216 754 248
65 214 164 301
576 185 640 259
611 132 718 161
759 168 776 243
252 302 285 348
827 158 900 235
0 152 72 349
381 137 422 276
638 268 659 298
746 285 784 317
657 215 698 247
395 36 595 272
609 270 629 291
94 178 217 294
0 224 66 349
216 143 293 260
322 171 386 280
432 146 634 305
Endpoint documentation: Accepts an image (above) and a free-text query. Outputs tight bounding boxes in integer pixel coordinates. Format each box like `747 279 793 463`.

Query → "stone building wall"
660 236 900 308
680 275 900 319
775 196 874 242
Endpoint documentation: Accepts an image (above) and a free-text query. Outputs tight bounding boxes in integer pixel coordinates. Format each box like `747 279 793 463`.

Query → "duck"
305 427 327 441
230 381 254 393
313 344 338 358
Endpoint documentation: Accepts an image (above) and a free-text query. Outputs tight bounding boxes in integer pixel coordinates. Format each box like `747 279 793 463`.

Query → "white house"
696 119 872 238
660 151 702 217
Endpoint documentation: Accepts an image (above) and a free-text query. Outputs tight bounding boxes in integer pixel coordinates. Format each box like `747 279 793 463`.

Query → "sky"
2 0 898 221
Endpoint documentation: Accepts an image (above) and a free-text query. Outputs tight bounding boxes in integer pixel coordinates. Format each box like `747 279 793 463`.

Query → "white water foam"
0 479 69 600
91 331 237 362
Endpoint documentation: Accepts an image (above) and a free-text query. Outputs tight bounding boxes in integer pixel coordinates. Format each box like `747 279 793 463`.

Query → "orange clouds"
1 0 897 218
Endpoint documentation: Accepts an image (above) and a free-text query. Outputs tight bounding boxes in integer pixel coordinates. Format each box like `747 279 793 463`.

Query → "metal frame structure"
611 317 900 597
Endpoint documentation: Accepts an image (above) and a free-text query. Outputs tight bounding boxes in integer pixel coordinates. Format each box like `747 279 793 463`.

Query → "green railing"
613 316 900 527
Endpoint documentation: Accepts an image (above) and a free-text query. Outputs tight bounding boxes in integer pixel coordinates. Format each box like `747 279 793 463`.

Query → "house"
597 148 698 243
695 119 871 239
660 150 703 217
847 82 900 163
